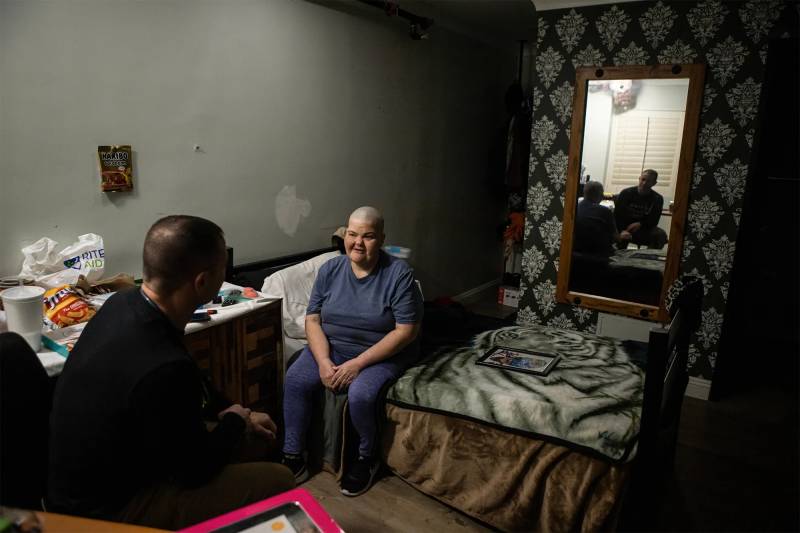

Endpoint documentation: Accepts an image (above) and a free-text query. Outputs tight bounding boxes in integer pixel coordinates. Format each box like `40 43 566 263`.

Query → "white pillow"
261 251 340 341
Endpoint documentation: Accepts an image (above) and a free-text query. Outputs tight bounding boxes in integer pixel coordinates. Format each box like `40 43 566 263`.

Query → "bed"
381 325 643 531
383 279 701 531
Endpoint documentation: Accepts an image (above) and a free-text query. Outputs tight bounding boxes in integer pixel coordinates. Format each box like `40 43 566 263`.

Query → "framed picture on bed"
477 346 560 376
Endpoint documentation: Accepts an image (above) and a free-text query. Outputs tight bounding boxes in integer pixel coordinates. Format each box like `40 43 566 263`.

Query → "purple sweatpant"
282 346 409 458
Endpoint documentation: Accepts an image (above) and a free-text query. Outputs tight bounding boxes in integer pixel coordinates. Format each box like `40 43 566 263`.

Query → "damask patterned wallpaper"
518 0 788 380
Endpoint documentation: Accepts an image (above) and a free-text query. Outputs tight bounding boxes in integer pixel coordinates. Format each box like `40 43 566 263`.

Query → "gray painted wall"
0 0 516 298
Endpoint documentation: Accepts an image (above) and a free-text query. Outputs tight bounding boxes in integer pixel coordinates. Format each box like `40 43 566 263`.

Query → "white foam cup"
1 285 45 351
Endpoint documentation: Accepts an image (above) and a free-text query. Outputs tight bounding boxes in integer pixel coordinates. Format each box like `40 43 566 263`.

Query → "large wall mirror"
557 64 705 322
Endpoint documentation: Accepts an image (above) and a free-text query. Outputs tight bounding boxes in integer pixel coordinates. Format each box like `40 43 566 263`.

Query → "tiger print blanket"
387 325 646 462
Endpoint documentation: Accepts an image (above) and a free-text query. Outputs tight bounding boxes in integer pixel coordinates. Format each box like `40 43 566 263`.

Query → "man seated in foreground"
47 215 294 530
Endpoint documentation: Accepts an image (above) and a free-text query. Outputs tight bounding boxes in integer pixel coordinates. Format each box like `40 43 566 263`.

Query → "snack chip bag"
43 285 96 328
98 145 134 192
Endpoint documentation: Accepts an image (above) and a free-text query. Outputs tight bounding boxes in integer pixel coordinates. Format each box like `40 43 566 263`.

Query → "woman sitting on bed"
281 206 423 496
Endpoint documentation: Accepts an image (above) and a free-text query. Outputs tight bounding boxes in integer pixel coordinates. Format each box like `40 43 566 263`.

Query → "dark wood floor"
306 290 799 531
655 381 799 532
304 470 492 532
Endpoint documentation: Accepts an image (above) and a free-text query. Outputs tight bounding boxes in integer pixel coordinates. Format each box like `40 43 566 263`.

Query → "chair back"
638 278 702 469
0 331 53 509
622 278 702 529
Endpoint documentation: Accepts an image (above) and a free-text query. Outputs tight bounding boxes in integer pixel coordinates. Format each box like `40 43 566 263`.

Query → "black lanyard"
140 288 210 410
139 287 160 312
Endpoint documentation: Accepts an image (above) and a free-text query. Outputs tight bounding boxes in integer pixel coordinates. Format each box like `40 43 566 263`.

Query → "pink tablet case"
179 487 343 533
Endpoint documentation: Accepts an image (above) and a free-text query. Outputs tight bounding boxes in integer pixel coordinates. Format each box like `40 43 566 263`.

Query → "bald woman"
281 207 423 496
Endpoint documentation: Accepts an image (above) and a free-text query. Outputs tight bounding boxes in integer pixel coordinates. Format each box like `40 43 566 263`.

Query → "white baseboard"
452 279 500 303
595 312 653 342
686 376 711 400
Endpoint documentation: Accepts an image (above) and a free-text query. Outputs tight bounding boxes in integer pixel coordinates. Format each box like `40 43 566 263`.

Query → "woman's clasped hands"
319 358 363 392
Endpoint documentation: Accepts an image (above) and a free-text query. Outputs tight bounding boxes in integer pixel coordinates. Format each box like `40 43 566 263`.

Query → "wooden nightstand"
184 299 284 417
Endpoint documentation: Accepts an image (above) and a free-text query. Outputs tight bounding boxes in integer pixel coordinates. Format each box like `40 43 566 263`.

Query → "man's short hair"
583 180 604 203
642 169 658 183
143 215 225 293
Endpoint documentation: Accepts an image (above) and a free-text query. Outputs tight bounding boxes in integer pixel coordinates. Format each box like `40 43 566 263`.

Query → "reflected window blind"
605 110 685 201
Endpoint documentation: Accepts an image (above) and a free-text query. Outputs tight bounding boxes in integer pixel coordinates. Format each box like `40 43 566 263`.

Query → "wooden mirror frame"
556 64 706 323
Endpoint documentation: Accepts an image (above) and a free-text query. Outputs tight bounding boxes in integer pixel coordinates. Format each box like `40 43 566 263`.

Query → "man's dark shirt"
574 200 617 256
614 186 664 232
47 288 245 519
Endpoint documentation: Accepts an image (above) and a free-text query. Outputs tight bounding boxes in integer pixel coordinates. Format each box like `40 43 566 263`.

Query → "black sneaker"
340 456 379 497
281 453 309 484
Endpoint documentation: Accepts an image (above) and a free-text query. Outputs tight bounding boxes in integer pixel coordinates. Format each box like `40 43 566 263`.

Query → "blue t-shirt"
306 252 423 359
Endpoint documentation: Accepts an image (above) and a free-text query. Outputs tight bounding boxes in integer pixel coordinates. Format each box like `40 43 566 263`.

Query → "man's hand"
626 222 642 233
319 359 337 391
620 230 632 241
218 404 251 422
330 358 363 392
249 411 277 440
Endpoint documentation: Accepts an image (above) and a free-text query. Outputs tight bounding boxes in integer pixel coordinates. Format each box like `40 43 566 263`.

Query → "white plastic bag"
18 237 61 279
19 234 105 288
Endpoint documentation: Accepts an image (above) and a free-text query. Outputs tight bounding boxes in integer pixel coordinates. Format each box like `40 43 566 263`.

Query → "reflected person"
613 169 668 249
574 181 629 256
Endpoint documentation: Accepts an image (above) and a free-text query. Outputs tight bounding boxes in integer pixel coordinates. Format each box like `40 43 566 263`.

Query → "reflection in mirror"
556 65 705 322
571 78 689 306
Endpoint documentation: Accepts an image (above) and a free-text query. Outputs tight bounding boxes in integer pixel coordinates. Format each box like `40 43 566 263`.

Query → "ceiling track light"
356 0 434 40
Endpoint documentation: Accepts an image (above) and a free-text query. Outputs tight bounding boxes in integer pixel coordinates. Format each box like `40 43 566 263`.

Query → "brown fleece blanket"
382 404 629 532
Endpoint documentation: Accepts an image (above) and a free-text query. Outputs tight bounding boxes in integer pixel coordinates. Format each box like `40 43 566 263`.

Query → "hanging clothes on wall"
489 81 532 208
503 82 532 198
